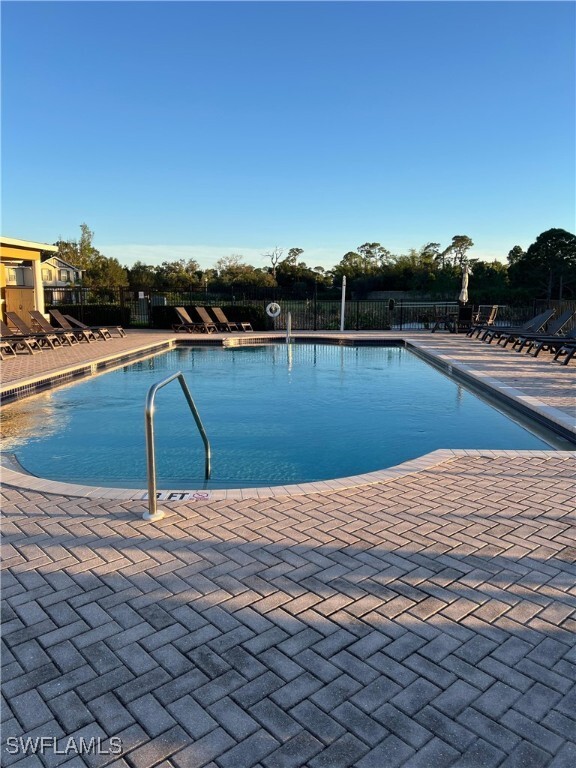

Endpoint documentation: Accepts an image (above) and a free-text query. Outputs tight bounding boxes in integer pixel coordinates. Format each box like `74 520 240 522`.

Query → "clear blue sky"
2 1 575 270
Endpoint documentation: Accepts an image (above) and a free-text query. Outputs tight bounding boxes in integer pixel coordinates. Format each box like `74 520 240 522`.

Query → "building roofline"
1 236 59 253
42 255 83 271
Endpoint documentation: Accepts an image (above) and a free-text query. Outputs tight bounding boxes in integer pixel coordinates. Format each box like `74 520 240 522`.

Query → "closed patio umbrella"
459 264 472 304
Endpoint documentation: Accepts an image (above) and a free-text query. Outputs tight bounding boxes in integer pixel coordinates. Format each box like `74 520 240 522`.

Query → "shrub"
151 303 268 331
46 304 131 327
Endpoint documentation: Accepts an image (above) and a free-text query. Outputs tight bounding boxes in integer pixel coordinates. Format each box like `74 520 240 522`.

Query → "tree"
507 245 525 266
276 259 321 292
215 254 276 290
441 235 474 267
215 254 247 280
199 268 219 294
508 228 576 301
332 251 365 281
55 223 97 273
286 247 304 264
466 260 509 303
420 242 441 266
392 246 441 293
274 248 317 291
311 266 333 290
333 243 392 282
263 247 284 277
154 258 201 291
395 244 442 272
55 223 128 288
357 242 392 272
127 261 157 290
84 254 129 289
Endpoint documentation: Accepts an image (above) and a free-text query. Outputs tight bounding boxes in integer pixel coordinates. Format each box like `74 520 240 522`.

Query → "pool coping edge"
1 333 574 501
404 338 576 442
2 449 575 502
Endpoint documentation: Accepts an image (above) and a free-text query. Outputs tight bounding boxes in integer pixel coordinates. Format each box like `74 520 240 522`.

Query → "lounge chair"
172 307 218 333
0 320 41 355
49 310 97 343
29 310 80 346
193 307 221 333
467 305 498 337
0 331 17 360
496 309 560 347
172 307 202 333
528 327 576 358
207 308 238 331
5 311 62 350
509 310 575 352
64 313 126 339
211 307 253 332
554 341 576 365
481 309 555 343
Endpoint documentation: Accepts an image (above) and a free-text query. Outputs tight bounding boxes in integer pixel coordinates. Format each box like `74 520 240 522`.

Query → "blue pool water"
1 344 559 489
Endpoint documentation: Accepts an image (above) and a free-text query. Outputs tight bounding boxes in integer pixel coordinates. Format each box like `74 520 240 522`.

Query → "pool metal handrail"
144 371 211 521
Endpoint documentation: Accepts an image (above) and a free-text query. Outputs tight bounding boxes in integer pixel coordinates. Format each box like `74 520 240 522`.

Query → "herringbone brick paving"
2 330 575 765
2 454 575 767
0 331 172 388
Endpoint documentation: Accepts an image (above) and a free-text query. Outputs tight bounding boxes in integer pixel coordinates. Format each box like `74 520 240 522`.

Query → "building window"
42 268 53 281
59 269 71 282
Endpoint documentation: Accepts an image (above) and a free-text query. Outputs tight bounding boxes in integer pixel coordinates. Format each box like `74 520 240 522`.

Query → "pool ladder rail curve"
144 371 211 521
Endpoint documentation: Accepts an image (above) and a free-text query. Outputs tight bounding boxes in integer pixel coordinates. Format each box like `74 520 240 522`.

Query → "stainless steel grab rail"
144 371 211 521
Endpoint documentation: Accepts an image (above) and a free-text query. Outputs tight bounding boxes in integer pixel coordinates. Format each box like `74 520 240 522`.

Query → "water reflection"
1 391 69 451
1 343 561 489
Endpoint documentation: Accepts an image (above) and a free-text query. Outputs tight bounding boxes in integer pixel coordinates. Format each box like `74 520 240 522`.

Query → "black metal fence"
45 287 570 332
534 299 576 331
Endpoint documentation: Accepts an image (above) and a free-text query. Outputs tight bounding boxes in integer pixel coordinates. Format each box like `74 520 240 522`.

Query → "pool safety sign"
143 491 212 501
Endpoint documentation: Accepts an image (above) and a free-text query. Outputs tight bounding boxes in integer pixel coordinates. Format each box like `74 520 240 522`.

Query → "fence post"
313 281 318 331
399 299 404 331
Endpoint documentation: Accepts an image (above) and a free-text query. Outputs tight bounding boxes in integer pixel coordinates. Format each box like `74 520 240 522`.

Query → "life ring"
266 302 281 318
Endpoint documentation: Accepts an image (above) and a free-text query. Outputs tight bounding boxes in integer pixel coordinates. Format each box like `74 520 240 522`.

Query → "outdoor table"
431 313 457 333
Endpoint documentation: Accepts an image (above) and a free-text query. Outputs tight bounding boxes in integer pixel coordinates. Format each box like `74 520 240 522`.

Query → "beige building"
41 254 83 304
0 236 58 323
41 254 83 287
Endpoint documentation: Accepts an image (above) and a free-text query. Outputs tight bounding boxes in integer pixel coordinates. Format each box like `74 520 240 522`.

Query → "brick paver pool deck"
1 330 575 768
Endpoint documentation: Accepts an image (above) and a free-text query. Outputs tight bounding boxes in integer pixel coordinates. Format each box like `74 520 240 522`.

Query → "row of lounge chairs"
0 310 126 360
172 306 253 334
467 308 576 364
1 305 250 359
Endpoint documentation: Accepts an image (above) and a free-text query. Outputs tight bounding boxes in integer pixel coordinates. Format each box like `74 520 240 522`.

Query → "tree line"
54 224 576 304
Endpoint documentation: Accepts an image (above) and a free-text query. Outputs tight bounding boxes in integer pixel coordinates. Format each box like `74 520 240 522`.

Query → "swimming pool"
0 344 563 489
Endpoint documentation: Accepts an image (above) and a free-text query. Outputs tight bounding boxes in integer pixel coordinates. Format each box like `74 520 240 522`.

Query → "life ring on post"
266 302 281 318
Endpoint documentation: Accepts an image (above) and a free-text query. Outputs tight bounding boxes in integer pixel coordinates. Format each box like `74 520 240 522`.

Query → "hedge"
46 304 131 327
151 303 268 331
